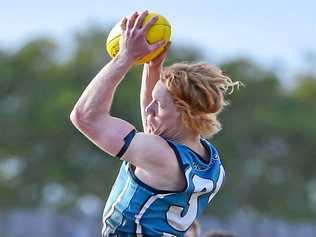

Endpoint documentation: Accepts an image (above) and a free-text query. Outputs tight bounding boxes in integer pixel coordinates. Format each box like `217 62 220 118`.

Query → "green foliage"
0 28 315 221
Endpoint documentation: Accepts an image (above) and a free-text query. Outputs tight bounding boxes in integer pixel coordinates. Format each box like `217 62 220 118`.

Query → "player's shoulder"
121 132 177 169
134 132 169 147
131 132 174 159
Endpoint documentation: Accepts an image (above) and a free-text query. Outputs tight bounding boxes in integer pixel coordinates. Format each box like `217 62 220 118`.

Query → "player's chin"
153 127 165 137
148 123 156 134
148 126 158 136
148 127 157 135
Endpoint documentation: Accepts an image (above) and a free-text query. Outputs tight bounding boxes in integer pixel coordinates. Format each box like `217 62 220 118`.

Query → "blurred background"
1 1 316 236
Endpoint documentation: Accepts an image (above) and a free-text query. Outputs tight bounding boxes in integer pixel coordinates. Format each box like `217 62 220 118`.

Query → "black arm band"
116 129 137 158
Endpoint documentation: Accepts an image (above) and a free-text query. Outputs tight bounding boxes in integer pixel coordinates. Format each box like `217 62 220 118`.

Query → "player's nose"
145 102 156 116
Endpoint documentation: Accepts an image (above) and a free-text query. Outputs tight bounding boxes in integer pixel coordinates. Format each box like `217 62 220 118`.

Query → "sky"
1 0 315 82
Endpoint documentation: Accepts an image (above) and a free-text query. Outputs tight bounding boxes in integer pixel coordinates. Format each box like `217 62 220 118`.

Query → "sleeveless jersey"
102 138 225 236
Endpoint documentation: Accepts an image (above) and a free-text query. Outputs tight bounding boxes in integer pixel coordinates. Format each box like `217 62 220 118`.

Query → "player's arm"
70 109 170 170
70 53 135 156
140 43 170 134
70 11 168 164
69 54 171 168
71 111 172 170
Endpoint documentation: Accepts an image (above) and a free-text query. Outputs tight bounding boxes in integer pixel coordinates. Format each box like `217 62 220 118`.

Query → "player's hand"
118 10 166 64
148 41 171 68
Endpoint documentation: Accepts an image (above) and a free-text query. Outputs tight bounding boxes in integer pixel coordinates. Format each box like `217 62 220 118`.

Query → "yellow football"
106 12 171 64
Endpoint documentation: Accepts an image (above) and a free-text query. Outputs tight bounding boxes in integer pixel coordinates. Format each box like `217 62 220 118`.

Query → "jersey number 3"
166 167 224 231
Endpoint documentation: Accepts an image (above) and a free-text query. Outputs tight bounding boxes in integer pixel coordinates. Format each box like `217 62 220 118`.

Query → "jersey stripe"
135 193 174 234
102 176 131 235
208 165 225 203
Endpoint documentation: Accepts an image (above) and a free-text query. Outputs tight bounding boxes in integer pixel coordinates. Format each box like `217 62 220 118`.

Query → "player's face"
145 80 182 138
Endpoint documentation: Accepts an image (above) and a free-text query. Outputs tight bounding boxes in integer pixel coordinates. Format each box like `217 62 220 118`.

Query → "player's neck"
173 132 201 148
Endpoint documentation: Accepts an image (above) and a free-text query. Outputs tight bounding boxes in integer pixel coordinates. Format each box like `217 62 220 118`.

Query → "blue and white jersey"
102 138 225 236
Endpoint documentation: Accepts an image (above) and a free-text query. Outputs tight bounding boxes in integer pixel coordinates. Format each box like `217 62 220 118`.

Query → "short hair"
161 62 241 138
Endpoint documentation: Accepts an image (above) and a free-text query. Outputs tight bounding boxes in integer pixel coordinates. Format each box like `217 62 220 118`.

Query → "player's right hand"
148 41 171 68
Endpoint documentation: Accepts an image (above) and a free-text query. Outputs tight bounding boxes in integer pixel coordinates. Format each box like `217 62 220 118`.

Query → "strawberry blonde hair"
161 62 241 138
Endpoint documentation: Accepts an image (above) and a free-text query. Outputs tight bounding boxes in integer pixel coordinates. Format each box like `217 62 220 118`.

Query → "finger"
148 40 166 52
127 11 139 30
150 41 170 64
164 41 171 52
156 41 171 58
142 15 159 33
133 10 148 30
120 17 128 31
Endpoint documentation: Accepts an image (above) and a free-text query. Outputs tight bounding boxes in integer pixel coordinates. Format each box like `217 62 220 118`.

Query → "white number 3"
166 166 225 231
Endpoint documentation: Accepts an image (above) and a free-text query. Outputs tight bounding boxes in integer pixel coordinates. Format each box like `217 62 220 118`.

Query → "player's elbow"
70 108 92 129
70 109 81 128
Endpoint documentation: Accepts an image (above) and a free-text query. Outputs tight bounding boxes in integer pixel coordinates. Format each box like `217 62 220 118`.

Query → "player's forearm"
72 55 133 120
140 64 161 130
141 64 161 106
